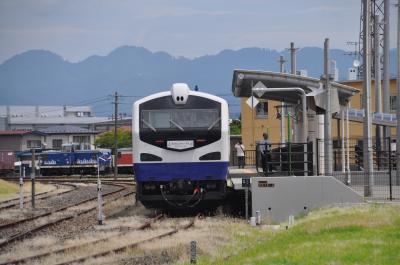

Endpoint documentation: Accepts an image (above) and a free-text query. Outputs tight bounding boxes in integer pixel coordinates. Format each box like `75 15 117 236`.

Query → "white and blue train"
133 83 229 209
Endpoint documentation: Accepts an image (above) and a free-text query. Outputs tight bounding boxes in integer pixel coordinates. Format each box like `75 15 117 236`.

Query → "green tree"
230 120 241 135
94 128 132 149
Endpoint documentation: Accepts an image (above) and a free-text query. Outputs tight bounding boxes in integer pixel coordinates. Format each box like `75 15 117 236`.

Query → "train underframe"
40 166 111 176
136 179 227 209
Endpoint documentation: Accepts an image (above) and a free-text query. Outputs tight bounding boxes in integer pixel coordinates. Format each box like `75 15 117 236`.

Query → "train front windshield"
141 109 220 131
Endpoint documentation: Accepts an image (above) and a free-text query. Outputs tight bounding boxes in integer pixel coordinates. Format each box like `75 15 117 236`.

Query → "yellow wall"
240 79 398 150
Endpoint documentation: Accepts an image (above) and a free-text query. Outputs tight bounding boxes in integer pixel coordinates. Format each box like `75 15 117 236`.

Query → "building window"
52 139 63 150
390 95 397 112
27 140 41 148
73 135 90 143
256 101 268 119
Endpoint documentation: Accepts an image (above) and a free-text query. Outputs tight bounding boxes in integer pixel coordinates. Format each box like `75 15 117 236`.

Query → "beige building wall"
240 79 398 150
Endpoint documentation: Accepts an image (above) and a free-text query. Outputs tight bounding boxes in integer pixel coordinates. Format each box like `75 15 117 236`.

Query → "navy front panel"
134 162 228 182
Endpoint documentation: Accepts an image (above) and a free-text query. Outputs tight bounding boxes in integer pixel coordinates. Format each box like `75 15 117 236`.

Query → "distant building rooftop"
0 130 45 136
0 105 94 118
37 125 98 134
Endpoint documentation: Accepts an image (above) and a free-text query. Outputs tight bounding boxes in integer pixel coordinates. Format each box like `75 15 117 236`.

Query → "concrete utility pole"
287 42 299 142
396 0 400 182
383 0 391 141
363 0 374 197
114 91 119 180
374 14 383 153
324 38 333 176
278 55 286 144
287 42 299 75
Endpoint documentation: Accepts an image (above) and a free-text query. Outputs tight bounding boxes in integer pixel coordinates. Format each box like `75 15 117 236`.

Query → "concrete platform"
251 176 364 222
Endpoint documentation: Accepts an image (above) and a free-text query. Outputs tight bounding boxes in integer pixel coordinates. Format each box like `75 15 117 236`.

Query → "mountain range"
0 46 397 116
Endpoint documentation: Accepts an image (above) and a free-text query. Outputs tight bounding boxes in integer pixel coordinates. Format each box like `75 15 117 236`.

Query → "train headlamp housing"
171 83 190 105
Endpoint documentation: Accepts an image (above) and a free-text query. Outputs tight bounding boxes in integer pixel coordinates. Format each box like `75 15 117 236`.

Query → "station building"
239 76 398 150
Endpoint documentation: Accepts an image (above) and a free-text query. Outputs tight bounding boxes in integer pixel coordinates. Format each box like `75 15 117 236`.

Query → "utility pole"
324 38 333 176
114 91 119 180
286 42 299 142
278 55 286 144
287 42 299 75
374 14 383 155
396 0 400 183
383 0 391 141
363 0 374 197
31 148 35 209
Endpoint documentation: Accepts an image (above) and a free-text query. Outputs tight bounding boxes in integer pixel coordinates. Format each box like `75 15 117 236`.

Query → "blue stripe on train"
134 162 228 182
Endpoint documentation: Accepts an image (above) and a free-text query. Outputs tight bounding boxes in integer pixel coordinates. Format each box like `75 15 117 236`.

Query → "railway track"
0 182 134 250
0 213 200 265
0 214 165 265
0 183 77 211
55 215 198 265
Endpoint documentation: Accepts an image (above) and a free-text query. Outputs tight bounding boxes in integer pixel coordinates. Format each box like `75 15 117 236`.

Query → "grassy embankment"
0 179 54 201
185 204 400 265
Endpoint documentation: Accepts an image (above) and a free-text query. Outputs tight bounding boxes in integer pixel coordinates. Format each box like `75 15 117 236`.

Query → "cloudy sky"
0 0 398 63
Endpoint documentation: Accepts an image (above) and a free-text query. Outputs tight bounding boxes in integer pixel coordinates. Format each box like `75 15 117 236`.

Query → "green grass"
0 179 19 199
189 204 400 265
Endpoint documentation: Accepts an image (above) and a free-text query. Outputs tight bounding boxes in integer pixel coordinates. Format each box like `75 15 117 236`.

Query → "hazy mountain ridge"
0 46 397 111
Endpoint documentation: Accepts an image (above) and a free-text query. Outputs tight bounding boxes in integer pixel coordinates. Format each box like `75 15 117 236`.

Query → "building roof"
37 125 98 134
0 105 93 118
0 130 45 136
231 70 360 105
9 116 110 125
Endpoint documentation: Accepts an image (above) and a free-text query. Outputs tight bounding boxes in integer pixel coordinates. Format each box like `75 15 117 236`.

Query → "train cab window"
141 109 220 131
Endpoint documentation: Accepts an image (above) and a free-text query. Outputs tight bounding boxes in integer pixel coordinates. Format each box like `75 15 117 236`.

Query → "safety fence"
230 142 313 176
317 137 399 200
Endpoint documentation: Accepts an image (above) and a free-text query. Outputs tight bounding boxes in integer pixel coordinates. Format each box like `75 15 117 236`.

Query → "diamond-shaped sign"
252 81 267 98
246 96 259 109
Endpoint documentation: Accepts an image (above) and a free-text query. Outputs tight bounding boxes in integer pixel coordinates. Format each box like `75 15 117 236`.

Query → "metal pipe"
346 101 351 185
114 91 119 180
324 38 333 176
290 42 298 142
31 148 35 209
383 0 391 141
396 0 400 183
278 55 286 144
363 0 374 197
341 107 345 173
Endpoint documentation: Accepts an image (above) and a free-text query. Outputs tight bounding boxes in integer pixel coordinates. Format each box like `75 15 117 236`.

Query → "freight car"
0 151 16 175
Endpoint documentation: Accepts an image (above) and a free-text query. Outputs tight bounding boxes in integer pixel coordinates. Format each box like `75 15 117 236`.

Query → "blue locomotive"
15 143 112 176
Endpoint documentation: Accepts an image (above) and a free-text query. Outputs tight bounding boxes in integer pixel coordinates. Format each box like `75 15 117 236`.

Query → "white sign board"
246 96 259 109
167 140 194 150
252 81 267 98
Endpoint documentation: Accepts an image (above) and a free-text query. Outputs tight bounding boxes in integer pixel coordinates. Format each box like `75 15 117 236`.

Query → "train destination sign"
167 140 194 150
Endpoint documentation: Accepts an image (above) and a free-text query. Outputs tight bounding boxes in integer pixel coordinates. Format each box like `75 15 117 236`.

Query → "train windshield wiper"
141 119 157 132
169 119 184 131
208 117 221 131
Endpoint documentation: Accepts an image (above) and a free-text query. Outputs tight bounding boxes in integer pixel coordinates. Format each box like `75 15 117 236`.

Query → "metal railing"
316 137 399 200
230 142 313 176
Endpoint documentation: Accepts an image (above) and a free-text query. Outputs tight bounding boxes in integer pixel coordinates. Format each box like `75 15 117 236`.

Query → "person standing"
258 133 271 173
234 140 245 169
